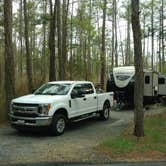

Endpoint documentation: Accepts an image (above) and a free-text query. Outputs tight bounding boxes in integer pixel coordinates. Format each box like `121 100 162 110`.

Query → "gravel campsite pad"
0 105 164 165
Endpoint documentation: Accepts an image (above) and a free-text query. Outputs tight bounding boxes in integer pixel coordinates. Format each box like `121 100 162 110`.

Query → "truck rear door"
82 83 97 113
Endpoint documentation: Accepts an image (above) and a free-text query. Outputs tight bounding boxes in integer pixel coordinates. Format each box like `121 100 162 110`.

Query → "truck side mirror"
77 90 85 98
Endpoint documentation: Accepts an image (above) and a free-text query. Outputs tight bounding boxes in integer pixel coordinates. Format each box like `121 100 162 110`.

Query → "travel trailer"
106 66 158 106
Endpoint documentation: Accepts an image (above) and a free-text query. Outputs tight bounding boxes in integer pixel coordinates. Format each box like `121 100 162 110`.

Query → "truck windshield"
34 83 71 95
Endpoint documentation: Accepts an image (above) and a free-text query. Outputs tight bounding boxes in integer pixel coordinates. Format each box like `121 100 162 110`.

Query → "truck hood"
12 94 65 104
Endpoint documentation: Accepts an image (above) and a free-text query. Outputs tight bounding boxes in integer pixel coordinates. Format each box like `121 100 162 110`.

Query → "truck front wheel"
50 114 66 136
100 103 110 120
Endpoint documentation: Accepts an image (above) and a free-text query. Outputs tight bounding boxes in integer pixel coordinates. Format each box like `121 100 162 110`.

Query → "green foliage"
100 112 166 155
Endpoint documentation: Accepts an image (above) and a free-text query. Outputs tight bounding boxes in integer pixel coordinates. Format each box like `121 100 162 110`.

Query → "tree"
125 0 131 65
18 0 23 80
111 0 115 68
4 0 15 112
49 0 56 81
23 0 33 91
69 0 74 80
57 0 62 80
131 0 144 137
61 0 69 80
100 0 107 89
151 0 154 71
41 0 48 81
114 0 118 67
161 0 164 72
87 0 92 80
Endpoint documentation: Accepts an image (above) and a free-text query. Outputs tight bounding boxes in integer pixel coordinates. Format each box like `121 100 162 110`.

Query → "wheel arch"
53 108 69 119
103 99 110 108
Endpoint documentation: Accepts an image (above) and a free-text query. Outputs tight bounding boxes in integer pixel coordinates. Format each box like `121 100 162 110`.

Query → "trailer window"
116 75 130 81
158 78 165 84
145 76 150 84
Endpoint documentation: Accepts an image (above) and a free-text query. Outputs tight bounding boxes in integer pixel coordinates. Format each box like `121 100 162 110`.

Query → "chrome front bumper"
9 114 52 127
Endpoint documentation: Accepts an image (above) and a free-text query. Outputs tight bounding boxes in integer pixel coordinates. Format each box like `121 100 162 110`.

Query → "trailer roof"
113 66 157 73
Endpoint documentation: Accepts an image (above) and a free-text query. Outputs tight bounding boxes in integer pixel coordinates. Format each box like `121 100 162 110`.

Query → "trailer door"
158 75 166 96
144 72 152 97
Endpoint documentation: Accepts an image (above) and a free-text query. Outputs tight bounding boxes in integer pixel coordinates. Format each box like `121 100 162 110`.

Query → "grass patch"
97 111 166 161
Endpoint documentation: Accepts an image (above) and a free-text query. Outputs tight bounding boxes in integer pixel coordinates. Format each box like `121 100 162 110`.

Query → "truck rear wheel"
100 103 110 120
50 114 66 136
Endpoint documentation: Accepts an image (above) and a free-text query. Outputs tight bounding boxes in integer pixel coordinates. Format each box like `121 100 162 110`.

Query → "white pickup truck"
9 81 114 135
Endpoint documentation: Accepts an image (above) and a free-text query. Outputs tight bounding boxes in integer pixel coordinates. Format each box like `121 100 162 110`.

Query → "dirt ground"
0 105 165 165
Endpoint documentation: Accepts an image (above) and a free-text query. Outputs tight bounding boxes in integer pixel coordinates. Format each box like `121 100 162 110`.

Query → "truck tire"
100 102 110 120
50 114 66 136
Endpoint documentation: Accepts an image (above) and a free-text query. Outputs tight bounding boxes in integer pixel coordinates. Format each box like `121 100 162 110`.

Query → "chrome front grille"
12 103 39 117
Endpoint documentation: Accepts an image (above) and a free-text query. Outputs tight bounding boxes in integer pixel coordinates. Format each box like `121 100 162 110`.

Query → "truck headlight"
39 104 51 115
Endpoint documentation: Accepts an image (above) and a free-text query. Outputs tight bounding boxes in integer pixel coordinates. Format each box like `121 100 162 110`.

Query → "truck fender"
48 103 69 117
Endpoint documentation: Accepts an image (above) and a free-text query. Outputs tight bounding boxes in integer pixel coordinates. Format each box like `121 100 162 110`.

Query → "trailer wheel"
100 102 110 120
50 114 66 136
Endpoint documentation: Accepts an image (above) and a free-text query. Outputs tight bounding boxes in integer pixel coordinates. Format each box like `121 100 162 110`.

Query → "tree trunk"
126 2 131 66
61 0 69 80
41 0 47 81
158 7 162 72
23 0 33 92
19 0 23 80
57 0 63 80
151 0 154 71
69 0 74 80
131 0 144 137
100 0 107 89
111 0 115 69
161 0 164 72
4 0 15 112
84 39 88 80
143 14 146 66
87 0 92 80
114 0 118 67
49 0 56 81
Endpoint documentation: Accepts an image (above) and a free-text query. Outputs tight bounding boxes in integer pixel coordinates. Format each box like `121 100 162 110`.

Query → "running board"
71 113 97 122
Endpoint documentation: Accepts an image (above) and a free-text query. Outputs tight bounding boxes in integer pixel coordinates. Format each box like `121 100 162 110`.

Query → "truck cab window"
145 76 150 84
83 84 94 94
71 84 83 94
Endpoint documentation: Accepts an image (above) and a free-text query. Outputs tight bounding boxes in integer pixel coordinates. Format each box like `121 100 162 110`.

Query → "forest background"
0 0 165 122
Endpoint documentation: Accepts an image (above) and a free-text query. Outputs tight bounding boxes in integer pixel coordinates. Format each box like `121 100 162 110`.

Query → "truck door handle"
94 96 97 99
83 98 87 101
